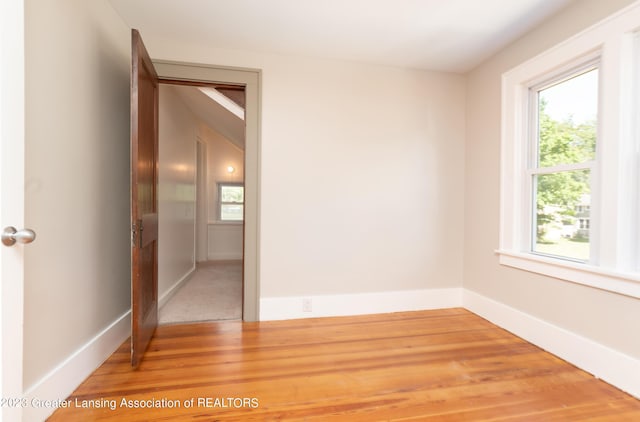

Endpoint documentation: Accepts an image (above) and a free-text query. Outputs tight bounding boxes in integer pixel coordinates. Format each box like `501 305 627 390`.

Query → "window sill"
496 249 640 299
208 221 243 226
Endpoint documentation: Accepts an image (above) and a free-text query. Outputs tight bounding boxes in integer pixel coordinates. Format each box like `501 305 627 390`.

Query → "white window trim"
497 250 640 298
499 1 640 299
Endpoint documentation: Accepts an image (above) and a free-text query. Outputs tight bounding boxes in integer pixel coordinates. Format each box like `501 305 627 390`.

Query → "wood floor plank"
48 309 640 421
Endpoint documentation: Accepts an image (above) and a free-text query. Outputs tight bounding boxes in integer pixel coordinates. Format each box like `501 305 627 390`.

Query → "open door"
130 29 159 367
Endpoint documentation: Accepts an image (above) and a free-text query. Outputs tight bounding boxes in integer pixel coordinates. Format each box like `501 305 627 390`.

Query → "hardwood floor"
48 309 640 421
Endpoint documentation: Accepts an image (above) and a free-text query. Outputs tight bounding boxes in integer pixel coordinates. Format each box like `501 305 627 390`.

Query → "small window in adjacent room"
218 183 244 221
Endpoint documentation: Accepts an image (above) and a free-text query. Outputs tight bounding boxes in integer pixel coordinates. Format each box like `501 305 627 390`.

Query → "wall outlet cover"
302 298 312 312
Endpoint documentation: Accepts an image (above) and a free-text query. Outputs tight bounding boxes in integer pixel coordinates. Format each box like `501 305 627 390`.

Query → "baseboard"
260 287 463 321
158 266 196 309
463 289 640 399
207 252 242 260
22 310 131 422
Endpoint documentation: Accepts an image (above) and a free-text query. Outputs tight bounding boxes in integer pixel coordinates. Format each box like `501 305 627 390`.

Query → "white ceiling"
109 0 572 73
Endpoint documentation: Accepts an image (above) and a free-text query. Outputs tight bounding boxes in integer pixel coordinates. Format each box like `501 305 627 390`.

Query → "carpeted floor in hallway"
159 260 242 324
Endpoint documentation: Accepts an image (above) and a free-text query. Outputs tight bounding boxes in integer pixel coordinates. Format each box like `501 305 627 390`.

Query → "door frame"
154 61 261 321
195 139 208 263
1 0 25 419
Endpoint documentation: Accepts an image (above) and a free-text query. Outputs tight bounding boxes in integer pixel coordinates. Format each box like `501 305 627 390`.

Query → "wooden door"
130 29 159 367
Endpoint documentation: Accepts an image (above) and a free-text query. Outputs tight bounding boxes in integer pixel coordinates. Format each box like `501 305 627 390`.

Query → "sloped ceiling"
170 85 245 150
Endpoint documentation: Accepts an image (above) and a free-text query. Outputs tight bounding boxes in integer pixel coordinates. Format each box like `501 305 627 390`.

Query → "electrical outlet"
302 298 312 312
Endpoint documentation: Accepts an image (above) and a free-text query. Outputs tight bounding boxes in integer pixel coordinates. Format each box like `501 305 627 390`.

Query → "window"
530 66 598 262
499 2 640 298
218 183 244 222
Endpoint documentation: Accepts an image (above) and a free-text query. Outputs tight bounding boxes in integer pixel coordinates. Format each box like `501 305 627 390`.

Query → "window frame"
526 62 599 264
498 2 640 299
217 182 244 223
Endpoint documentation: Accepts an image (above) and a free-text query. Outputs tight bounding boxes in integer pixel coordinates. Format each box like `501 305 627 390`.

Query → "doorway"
156 82 246 324
152 62 260 323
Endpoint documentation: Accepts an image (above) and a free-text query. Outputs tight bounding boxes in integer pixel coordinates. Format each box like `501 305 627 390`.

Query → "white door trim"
0 0 26 420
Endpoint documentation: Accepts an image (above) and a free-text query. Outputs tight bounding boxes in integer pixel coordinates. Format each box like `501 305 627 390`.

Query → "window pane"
533 170 590 261
538 69 598 167
221 185 244 203
221 204 244 221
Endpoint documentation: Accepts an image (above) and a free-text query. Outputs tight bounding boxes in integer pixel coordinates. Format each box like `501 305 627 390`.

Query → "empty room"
1 0 640 421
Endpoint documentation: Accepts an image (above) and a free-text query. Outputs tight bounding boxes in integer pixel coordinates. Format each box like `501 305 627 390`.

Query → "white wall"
158 85 198 295
207 224 243 261
140 41 467 301
464 0 640 360
24 0 130 394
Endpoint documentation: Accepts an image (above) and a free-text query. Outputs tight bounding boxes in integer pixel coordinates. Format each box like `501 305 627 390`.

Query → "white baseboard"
207 252 242 261
260 287 463 321
463 289 640 399
22 310 131 422
158 266 196 309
